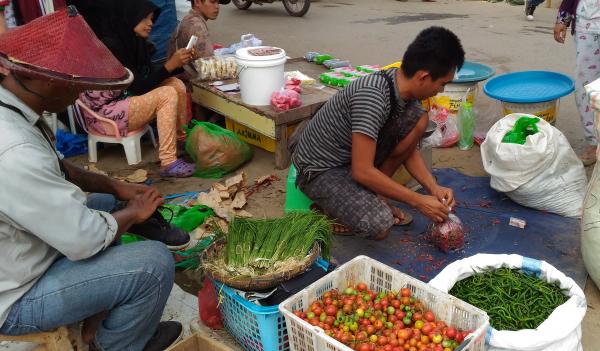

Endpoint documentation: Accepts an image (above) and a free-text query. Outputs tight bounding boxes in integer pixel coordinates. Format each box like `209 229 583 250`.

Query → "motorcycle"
231 0 311 17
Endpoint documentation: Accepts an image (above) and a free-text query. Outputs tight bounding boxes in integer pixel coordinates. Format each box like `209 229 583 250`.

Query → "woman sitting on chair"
79 0 196 177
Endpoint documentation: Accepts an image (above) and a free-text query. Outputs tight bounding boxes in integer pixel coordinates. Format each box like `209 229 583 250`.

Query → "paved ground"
74 0 600 348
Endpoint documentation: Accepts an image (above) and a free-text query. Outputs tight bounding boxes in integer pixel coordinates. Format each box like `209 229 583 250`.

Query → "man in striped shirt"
291 27 464 240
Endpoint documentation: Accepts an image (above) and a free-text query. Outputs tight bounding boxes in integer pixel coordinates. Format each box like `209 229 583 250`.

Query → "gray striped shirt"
292 68 424 175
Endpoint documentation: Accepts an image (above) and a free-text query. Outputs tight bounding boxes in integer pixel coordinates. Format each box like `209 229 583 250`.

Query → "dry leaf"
197 190 222 209
125 169 148 183
255 175 272 184
193 225 211 240
231 192 247 209
87 164 108 176
225 172 246 189
235 210 253 218
213 182 228 192
217 219 229 233
219 191 230 199
213 206 233 221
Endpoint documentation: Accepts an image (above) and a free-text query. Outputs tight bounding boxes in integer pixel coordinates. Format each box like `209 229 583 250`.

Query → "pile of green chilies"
450 268 569 331
218 212 332 272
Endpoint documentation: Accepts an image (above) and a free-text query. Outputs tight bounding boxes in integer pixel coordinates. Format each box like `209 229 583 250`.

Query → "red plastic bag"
198 277 223 329
271 89 302 112
425 214 465 253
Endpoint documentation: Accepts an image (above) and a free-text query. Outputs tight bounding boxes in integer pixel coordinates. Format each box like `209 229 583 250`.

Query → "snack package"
425 214 465 253
192 56 237 81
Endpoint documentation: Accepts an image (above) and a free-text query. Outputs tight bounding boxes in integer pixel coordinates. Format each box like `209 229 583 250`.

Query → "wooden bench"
0 325 85 351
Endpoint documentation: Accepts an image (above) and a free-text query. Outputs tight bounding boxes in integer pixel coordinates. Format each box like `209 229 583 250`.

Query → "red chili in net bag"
425 214 465 253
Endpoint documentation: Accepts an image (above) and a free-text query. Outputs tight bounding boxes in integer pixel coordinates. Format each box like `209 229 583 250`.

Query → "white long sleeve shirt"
0 86 118 326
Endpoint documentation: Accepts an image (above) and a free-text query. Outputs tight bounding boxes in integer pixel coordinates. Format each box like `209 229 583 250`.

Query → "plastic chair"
284 164 313 213
74 99 156 165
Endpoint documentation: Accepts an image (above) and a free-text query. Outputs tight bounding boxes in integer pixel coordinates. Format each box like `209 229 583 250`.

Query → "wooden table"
191 58 338 169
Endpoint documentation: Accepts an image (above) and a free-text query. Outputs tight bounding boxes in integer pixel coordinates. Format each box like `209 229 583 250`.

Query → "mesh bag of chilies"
425 214 465 253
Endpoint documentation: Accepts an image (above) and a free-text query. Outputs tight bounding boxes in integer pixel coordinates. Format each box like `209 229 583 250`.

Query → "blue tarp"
331 168 587 288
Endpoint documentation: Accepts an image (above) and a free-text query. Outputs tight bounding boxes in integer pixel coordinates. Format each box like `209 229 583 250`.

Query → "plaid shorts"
298 166 394 238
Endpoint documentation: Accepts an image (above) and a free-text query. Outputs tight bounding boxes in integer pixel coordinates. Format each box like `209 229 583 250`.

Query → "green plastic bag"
502 116 540 145
159 204 214 232
185 121 253 179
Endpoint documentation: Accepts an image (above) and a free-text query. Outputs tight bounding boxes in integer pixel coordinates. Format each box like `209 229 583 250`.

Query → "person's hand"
165 48 194 72
554 23 567 43
414 194 449 223
431 185 455 209
126 188 164 223
114 181 154 201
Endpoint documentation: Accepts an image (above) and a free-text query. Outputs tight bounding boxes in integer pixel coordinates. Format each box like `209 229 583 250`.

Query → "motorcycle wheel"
282 0 310 17
233 0 252 10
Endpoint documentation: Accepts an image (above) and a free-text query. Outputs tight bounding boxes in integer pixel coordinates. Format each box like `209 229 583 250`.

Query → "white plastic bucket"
429 82 478 113
502 99 559 125
235 46 287 106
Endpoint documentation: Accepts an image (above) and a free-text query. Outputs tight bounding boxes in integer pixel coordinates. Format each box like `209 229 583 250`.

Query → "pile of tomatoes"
292 283 471 351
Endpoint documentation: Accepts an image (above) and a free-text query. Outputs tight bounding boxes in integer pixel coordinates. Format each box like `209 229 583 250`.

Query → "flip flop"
392 209 413 226
310 204 355 236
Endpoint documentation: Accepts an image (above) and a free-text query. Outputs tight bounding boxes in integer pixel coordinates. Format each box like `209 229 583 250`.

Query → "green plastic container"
284 165 313 213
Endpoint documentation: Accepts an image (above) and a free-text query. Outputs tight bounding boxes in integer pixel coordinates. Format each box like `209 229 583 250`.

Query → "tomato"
387 306 396 315
358 343 371 351
392 299 401 309
400 288 412 298
343 304 353 314
444 327 457 340
366 325 375 334
378 336 388 346
414 320 424 329
421 323 433 335
420 335 430 344
355 308 364 317
441 340 452 348
370 335 378 343
357 282 368 292
431 334 443 344
413 312 423 321
401 297 411 306
345 287 355 295
374 303 383 311
325 305 337 316
325 316 335 326
424 311 435 323
312 306 322 316
455 331 466 344
403 317 412 326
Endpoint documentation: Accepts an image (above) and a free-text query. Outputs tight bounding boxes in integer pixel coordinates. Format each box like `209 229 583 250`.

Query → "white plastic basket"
279 256 490 351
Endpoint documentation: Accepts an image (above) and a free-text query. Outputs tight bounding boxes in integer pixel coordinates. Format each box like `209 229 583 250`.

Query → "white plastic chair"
74 99 156 165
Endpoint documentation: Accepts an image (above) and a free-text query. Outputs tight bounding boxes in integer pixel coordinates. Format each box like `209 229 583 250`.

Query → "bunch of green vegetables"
450 267 569 331
217 212 332 272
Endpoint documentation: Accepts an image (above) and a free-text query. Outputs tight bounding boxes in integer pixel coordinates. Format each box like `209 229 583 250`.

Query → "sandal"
390 207 413 226
160 159 195 178
310 204 355 236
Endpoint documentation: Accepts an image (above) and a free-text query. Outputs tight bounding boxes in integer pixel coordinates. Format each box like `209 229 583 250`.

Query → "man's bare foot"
579 145 597 167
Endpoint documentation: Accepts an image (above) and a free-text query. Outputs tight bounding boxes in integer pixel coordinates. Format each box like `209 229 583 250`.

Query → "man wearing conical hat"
0 7 184 351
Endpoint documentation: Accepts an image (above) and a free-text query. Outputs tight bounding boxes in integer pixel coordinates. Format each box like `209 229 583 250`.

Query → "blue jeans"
0 194 175 351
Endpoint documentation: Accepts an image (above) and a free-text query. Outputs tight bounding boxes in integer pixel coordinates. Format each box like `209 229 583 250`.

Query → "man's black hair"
401 27 465 81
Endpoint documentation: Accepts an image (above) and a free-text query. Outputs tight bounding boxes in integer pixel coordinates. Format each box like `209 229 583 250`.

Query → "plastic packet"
271 89 302 112
425 214 465 253
192 56 237 81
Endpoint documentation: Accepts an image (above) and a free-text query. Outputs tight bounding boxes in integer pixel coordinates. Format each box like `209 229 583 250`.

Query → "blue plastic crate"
213 259 328 351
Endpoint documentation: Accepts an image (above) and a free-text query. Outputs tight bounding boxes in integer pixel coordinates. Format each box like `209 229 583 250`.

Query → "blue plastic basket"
213 259 329 351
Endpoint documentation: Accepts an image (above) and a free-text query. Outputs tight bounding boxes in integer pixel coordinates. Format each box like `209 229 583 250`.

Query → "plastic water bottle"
458 101 475 150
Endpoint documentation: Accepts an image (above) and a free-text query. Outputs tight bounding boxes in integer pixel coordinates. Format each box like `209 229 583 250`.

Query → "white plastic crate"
279 256 489 351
